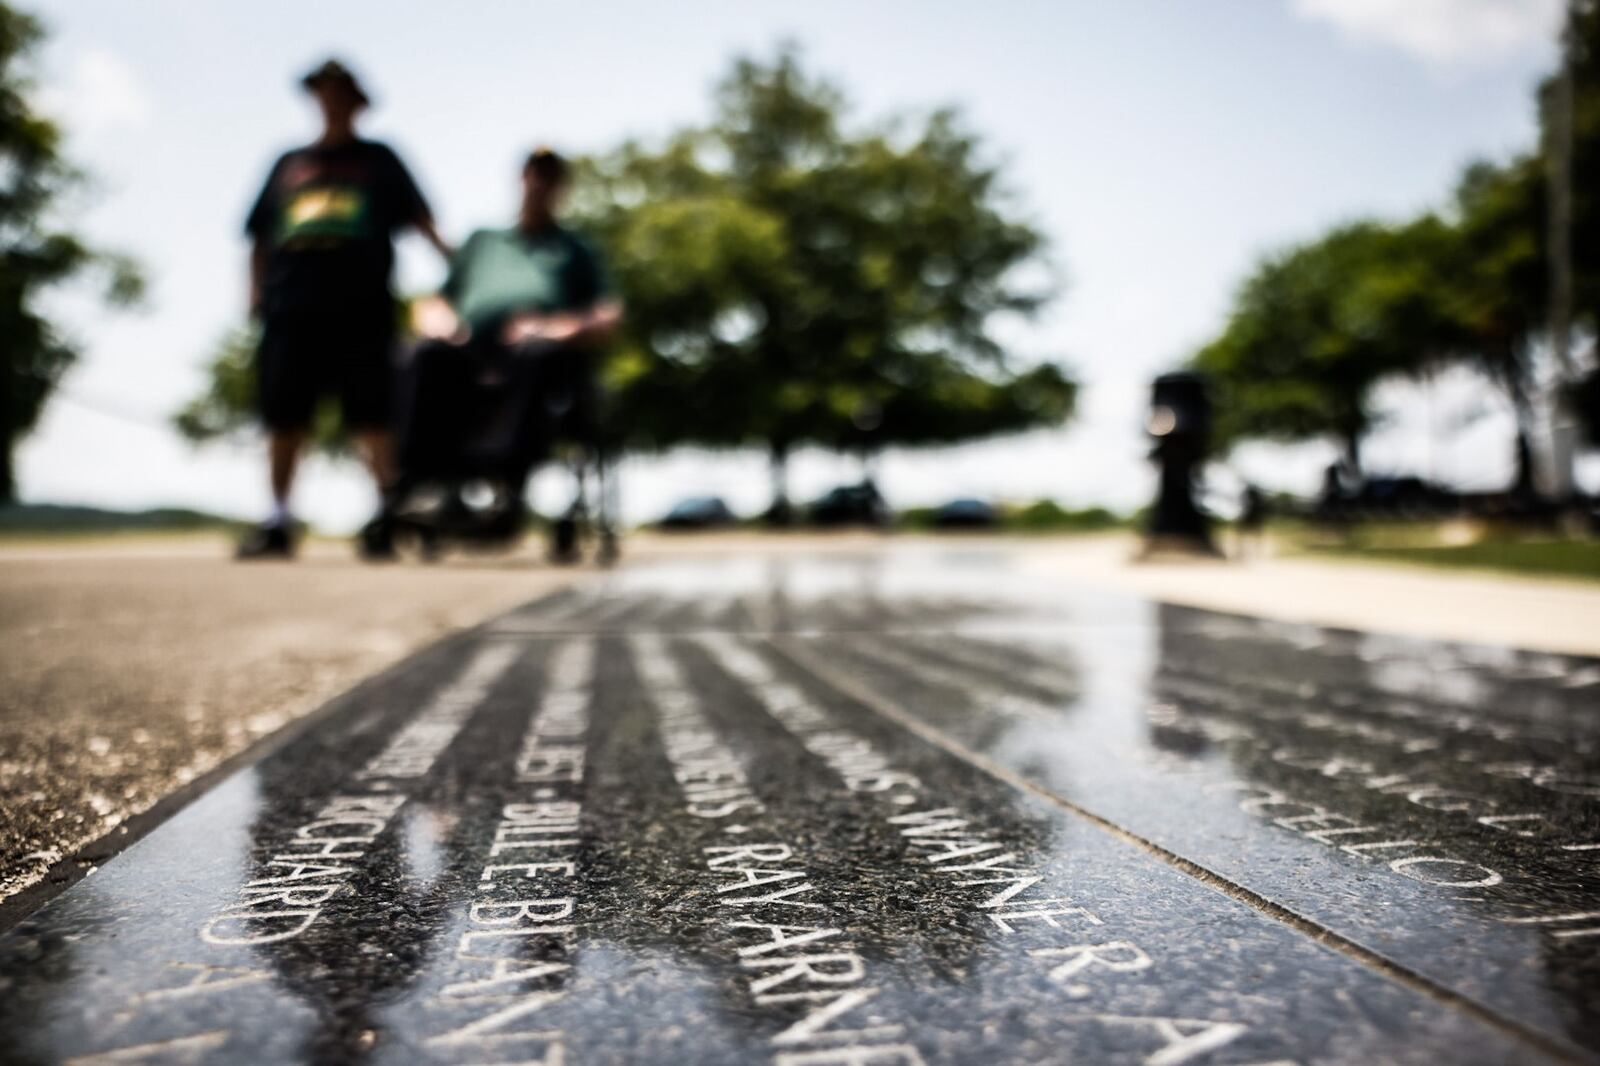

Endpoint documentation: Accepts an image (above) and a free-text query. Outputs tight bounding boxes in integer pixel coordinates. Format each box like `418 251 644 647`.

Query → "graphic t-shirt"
441 225 611 333
246 139 430 314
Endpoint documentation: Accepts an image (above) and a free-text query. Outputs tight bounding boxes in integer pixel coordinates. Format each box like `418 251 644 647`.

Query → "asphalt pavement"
0 536 577 916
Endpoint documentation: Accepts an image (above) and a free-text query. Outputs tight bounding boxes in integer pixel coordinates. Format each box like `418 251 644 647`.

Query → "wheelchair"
386 334 619 565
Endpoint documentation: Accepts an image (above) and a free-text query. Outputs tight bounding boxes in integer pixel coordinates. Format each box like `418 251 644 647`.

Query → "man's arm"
571 239 622 344
249 239 268 320
383 145 452 262
573 298 623 344
244 154 282 320
414 213 453 262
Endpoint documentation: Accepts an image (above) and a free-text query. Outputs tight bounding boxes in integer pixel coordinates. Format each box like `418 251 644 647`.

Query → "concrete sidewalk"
1019 534 1600 658
630 530 1600 657
0 535 583 911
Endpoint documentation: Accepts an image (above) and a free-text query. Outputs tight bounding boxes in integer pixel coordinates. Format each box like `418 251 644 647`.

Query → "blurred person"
236 58 451 560
399 148 621 527
410 148 619 353
1235 483 1267 559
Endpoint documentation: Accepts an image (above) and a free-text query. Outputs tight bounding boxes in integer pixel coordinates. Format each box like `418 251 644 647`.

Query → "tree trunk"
0 367 14 502
0 432 14 504
1340 431 1362 480
765 443 793 526
859 449 882 484
1545 4 1578 498
1512 429 1538 499
1508 375 1539 500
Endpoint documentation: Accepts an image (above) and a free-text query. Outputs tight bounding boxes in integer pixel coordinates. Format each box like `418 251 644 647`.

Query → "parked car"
658 496 736 530
932 497 999 528
1318 471 1459 522
808 480 892 528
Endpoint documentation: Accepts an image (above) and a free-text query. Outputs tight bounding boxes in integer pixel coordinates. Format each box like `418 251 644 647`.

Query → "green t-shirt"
442 225 611 332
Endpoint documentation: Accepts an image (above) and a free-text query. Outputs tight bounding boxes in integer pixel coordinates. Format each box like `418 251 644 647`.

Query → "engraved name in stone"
516 639 595 785
849 633 1523 891
1136 696 1560 882
1162 645 1591 757
633 635 926 1066
70 644 523 1062
1151 676 1600 822
200 643 520 947
419 638 595 1066
699 636 1259 1065
698 635 919 798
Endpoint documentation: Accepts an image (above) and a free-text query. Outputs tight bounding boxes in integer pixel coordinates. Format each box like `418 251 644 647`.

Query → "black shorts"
256 306 396 432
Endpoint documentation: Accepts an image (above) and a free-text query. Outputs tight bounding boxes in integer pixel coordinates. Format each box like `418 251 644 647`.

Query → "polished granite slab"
1 550 1596 1064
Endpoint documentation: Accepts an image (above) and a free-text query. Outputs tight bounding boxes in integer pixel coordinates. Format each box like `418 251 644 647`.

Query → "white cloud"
1291 0 1563 66
39 47 152 135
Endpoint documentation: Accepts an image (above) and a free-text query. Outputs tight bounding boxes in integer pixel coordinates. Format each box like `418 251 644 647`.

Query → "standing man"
237 58 450 560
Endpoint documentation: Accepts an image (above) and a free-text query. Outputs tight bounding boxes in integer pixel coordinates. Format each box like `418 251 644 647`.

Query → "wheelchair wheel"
549 516 581 565
416 527 443 563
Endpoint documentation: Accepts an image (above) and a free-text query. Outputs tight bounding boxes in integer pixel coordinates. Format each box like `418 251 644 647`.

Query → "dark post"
1143 371 1218 555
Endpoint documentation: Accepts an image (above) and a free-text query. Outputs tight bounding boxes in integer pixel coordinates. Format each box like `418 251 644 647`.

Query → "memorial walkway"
1 549 1597 1063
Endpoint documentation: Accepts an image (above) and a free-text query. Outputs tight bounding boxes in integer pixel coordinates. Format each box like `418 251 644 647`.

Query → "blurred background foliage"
574 46 1075 513
176 46 1078 515
1194 0 1599 493
0 3 144 502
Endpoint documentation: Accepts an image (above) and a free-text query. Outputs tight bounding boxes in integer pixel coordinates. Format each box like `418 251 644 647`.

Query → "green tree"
172 327 255 446
175 47 1078 506
173 324 350 454
573 47 1075 514
1197 5 1597 494
1542 0 1599 331
1568 364 1600 445
0 3 143 501
1539 0 1600 488
1439 158 1549 493
1194 220 1445 471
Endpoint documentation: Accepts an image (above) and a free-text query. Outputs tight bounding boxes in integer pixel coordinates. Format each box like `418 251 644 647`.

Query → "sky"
19 0 1589 528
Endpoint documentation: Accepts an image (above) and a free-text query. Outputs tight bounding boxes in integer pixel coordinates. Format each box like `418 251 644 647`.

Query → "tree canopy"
571 48 1075 506
176 48 1077 513
1194 219 1455 468
0 2 143 500
1194 1 1597 489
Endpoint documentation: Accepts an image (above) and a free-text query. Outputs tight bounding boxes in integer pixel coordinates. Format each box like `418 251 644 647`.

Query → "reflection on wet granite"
1 551 1596 1063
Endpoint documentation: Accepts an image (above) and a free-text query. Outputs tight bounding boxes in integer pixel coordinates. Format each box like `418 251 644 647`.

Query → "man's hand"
501 302 622 347
413 295 466 341
501 313 584 346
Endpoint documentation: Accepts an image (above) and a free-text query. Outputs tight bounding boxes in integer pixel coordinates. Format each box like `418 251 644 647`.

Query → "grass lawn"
1307 536 1600 583
0 503 242 540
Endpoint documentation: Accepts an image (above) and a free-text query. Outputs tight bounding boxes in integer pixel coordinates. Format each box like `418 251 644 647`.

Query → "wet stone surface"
1 551 1598 1064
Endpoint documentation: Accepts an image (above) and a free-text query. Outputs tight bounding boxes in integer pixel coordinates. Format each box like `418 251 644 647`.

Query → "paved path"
1024 535 1600 658
638 532 1600 657
0 536 580 915
0 549 1596 1063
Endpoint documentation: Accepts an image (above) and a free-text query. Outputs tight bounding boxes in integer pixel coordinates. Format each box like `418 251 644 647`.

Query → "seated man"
397 147 621 533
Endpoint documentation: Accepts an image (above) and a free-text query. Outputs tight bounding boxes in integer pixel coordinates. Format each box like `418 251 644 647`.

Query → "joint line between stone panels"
489 625 1014 639
765 636 1589 1066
